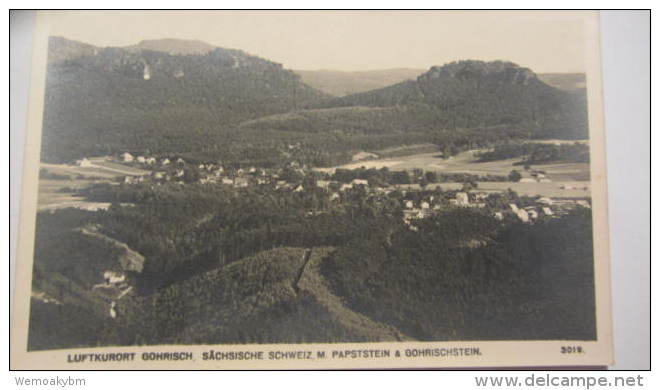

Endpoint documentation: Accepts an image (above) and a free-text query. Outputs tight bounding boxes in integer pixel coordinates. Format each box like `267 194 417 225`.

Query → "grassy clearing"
329 149 589 178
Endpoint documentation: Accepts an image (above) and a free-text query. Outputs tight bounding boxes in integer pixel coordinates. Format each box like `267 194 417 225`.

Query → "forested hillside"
29 181 595 350
40 39 589 168
41 37 328 162
320 61 588 140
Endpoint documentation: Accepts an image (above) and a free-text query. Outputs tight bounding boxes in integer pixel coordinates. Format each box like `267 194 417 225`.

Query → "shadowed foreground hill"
117 247 407 345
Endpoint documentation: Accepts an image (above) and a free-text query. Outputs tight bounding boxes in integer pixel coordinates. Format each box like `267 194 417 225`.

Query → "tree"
508 170 522 182
424 171 438 183
392 171 411 185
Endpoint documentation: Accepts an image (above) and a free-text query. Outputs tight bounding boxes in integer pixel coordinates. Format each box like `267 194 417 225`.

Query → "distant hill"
537 73 587 92
295 67 587 96
294 68 425 96
40 39 589 165
319 60 588 140
40 37 329 162
127 38 215 55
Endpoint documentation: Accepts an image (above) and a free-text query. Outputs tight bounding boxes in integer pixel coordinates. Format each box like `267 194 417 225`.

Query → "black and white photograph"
11 10 615 369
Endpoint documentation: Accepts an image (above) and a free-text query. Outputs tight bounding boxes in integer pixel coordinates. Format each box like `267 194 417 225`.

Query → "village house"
222 178 234 185
329 192 340 202
176 157 185 164
519 178 536 183
542 207 554 216
161 158 170 165
525 208 539 219
145 157 156 165
351 179 369 187
340 183 353 192
136 156 146 163
103 271 126 285
121 152 134 162
234 177 249 188
516 208 530 222
76 158 92 167
455 192 469 206
405 200 414 209
293 185 304 192
316 180 331 190
509 204 529 222
420 201 430 210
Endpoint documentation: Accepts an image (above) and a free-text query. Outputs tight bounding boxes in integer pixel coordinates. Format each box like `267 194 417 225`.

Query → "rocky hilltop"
41 37 328 162
318 60 587 139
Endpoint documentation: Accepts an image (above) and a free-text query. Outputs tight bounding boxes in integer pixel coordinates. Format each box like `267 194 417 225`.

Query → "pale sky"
43 10 590 73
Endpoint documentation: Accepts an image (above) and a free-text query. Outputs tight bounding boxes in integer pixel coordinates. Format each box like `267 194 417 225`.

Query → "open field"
87 158 151 176
41 158 149 179
37 178 118 211
390 181 590 198
321 148 591 183
37 158 145 211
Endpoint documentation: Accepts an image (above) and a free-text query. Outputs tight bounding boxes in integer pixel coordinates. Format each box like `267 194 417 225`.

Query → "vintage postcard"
11 10 613 369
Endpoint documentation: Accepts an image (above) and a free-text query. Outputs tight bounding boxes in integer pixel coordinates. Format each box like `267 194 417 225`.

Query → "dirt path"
297 248 413 342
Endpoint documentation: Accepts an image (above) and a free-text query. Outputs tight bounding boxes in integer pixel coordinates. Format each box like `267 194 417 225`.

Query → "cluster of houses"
113 152 592 227
400 191 590 228
120 152 180 166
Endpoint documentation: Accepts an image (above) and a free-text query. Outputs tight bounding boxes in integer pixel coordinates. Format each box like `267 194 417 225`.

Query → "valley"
27 36 596 350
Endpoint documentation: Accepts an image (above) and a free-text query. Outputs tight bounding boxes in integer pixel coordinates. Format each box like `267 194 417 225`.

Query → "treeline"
330 167 507 186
